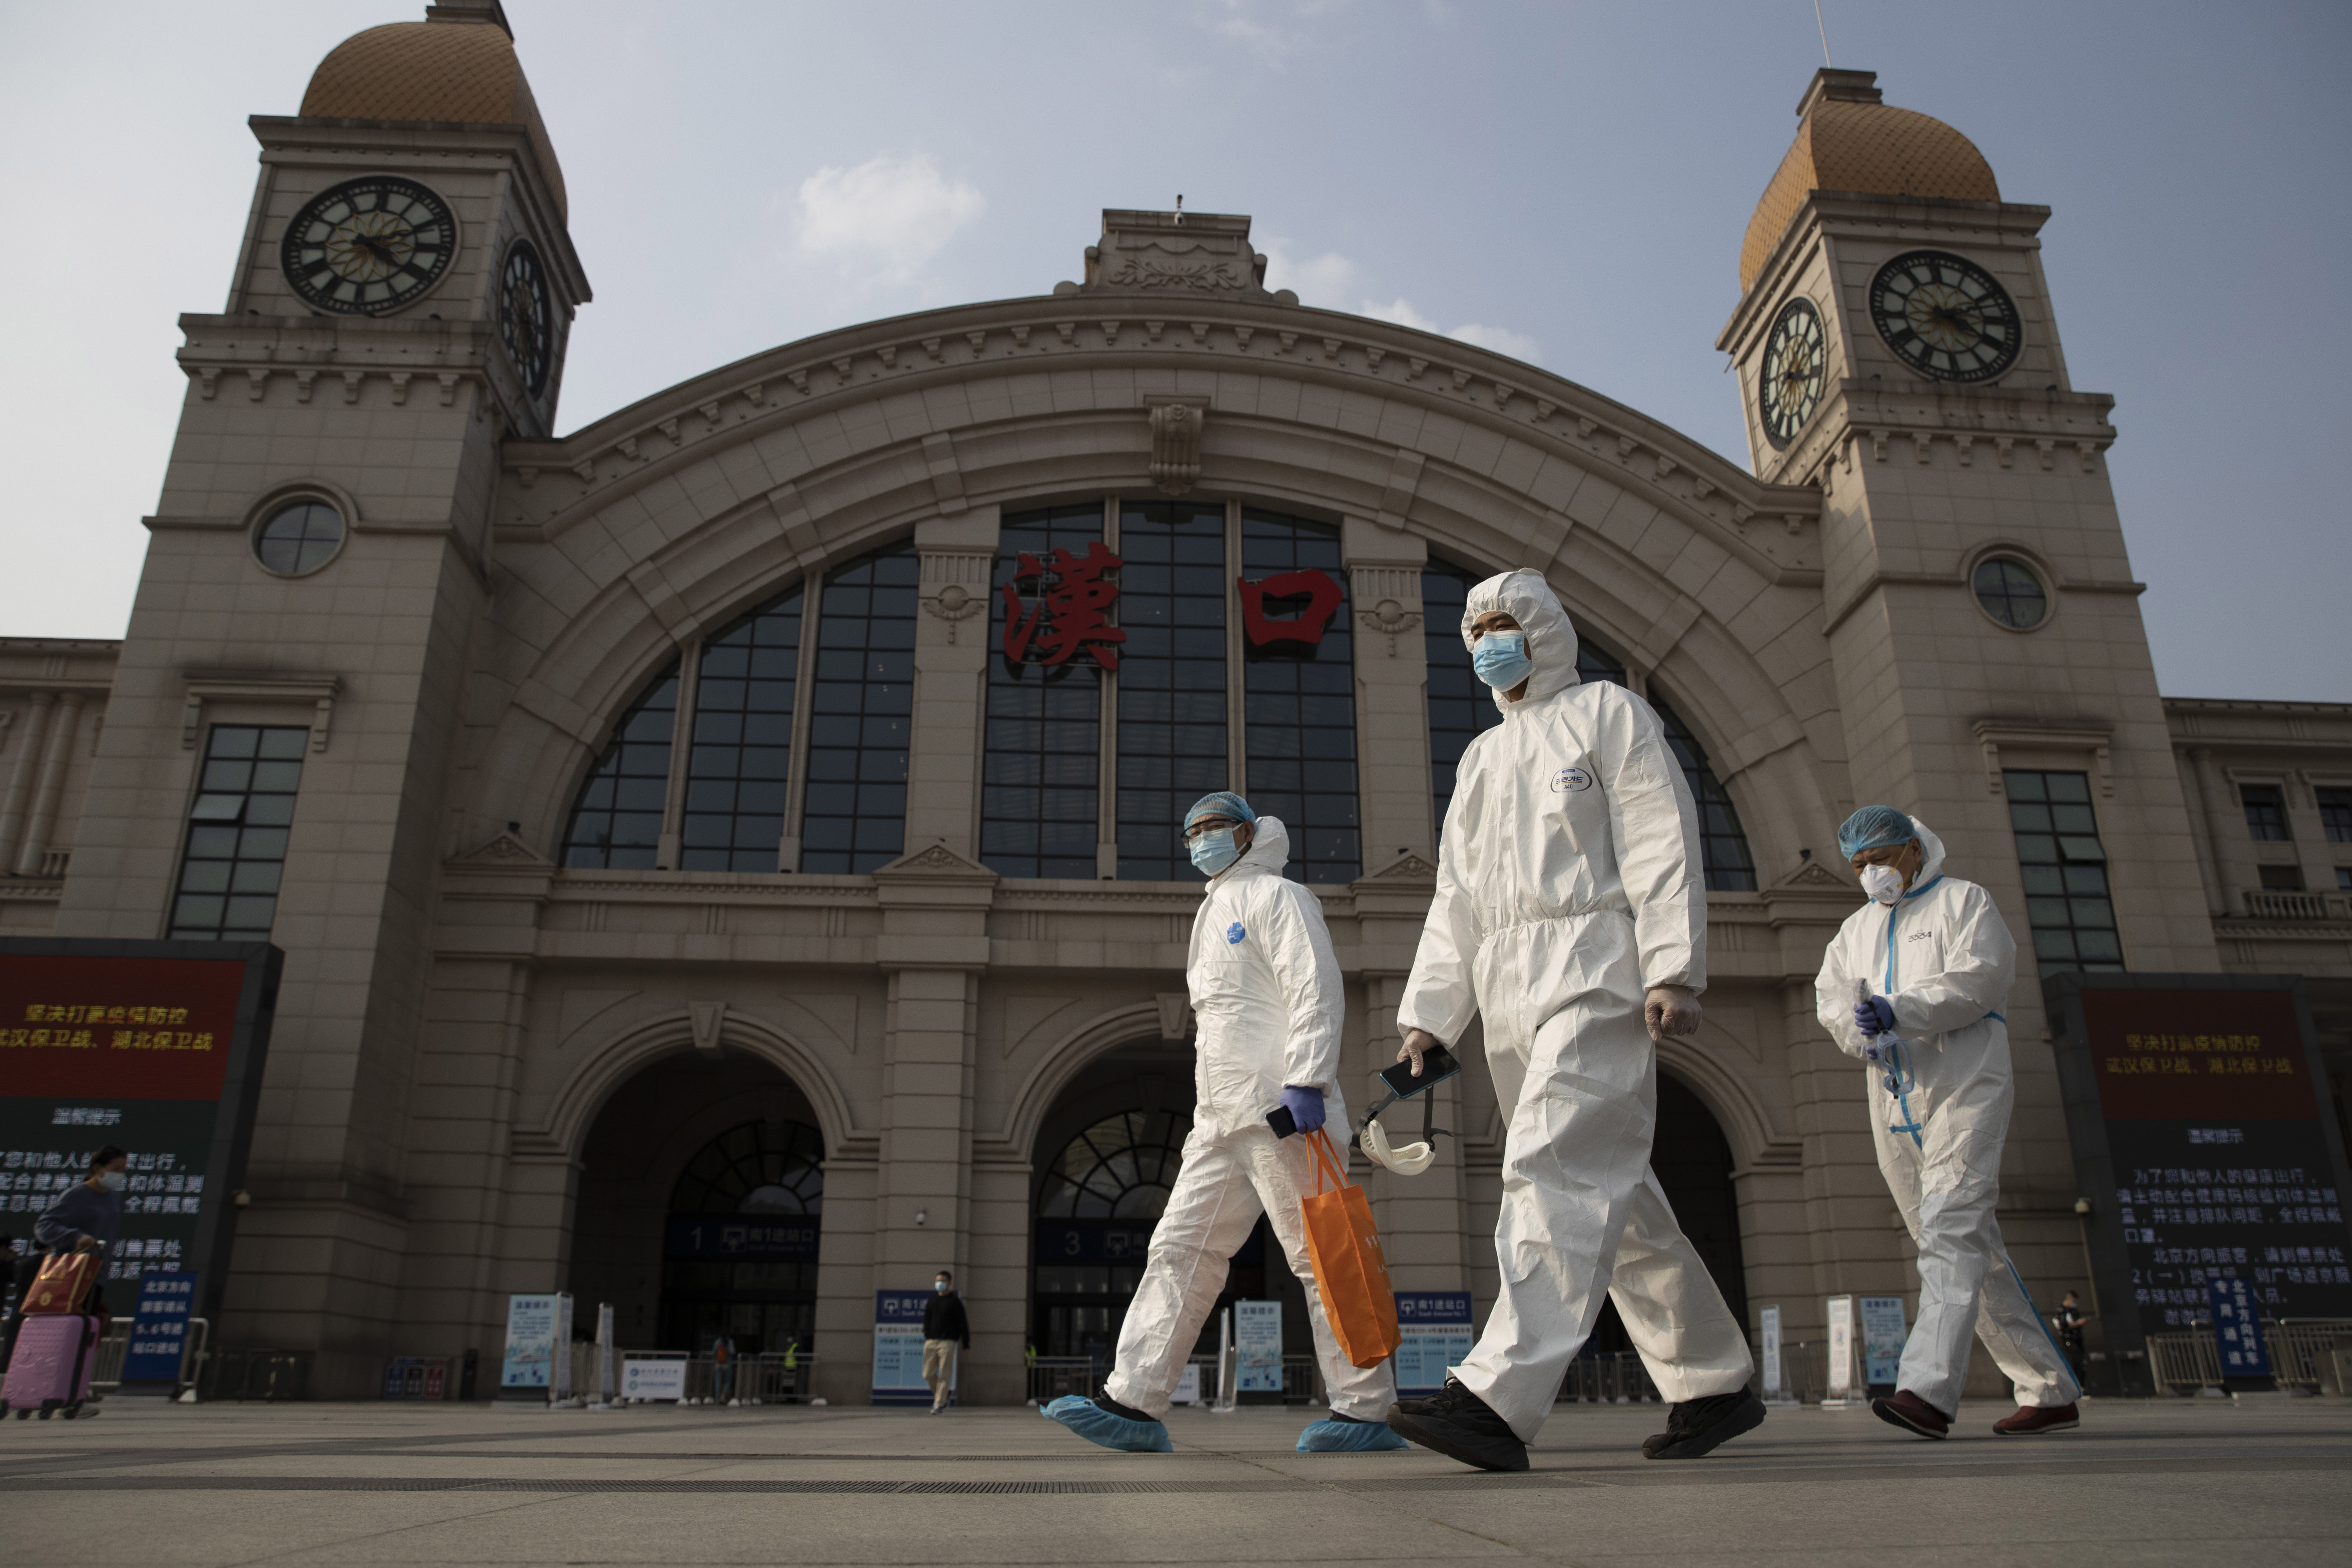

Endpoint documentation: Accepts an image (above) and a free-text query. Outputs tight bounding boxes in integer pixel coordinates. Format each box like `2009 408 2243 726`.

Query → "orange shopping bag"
1298 1128 1401 1368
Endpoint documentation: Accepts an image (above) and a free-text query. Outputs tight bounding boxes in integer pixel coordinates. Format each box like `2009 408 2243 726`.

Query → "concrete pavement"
2 1396 2348 1565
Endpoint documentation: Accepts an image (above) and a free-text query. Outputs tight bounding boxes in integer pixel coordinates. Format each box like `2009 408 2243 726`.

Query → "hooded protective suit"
1814 820 2080 1415
1102 817 1396 1421
1397 570 1753 1442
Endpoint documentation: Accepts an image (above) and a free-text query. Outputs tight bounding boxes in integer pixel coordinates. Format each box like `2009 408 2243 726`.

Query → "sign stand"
589 1302 619 1410
1859 1295 1908 1396
1819 1295 1861 1408
1758 1305 1797 1407
1394 1292 1474 1398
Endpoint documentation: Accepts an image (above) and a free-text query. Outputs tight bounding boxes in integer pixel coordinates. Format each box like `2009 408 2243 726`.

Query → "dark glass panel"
680 585 803 872
985 505 1106 880
799 541 917 874
168 725 308 940
560 663 679 870
1240 510 1357 884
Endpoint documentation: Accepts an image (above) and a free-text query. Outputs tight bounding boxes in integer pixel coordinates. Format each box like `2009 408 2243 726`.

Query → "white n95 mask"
1861 864 1905 906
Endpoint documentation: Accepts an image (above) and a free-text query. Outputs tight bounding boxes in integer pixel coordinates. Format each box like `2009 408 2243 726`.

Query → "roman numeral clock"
279 175 455 315
1868 250 2022 382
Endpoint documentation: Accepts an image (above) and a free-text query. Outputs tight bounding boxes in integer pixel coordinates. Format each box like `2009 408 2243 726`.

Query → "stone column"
0 692 55 874
870 849 997 1398
1342 519 1431 867
2191 748 2240 918
17 691 86 877
906 507 1000 860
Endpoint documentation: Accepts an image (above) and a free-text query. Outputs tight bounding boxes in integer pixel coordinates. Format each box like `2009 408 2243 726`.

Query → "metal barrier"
1556 1351 1664 1405
1026 1355 1100 1404
89 1323 130 1391
201 1348 313 1402
2149 1320 2352 1394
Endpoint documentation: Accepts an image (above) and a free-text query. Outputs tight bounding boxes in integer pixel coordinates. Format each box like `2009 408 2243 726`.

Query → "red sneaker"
1869 1389 1950 1440
1992 1402 2080 1435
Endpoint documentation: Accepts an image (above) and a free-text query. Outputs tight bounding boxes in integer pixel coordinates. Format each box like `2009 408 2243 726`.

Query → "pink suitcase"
6 1313 100 1419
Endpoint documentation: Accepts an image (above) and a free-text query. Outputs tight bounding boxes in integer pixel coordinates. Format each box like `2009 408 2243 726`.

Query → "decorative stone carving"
1155 992 1194 1042
1358 598 1422 658
921 582 986 642
1081 209 1272 297
1145 397 1206 496
688 1000 726 1059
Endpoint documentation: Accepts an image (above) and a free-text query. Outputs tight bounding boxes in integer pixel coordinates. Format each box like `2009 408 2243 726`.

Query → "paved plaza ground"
1 1395 2347 1566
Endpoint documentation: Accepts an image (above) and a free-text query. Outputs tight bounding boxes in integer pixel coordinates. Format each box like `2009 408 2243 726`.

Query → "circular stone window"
253 499 346 576
1972 555 2048 629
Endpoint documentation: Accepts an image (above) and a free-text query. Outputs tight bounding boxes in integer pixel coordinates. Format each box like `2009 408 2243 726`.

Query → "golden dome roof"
1740 72 1997 295
300 17 567 221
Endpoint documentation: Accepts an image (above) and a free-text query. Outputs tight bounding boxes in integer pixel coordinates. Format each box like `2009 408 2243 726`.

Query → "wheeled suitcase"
5 1313 100 1419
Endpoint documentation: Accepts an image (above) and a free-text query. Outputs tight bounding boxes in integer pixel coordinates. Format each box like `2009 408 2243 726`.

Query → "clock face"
1758 297 1827 450
1868 250 2022 383
279 175 455 316
499 239 553 396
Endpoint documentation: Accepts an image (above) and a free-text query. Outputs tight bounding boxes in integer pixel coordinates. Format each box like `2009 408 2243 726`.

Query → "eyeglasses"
1182 818 1238 842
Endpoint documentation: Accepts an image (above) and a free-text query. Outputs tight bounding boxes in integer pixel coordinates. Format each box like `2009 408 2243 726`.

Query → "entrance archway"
1025 1038 1308 1368
568 1051 824 1355
1583 1070 1751 1356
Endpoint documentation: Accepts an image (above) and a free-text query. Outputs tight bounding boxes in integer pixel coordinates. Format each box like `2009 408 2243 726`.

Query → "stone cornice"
497 294 1822 587
1771 377 2117 491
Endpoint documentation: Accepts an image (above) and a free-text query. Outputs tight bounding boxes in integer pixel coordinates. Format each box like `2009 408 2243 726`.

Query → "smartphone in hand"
1379 1042 1462 1099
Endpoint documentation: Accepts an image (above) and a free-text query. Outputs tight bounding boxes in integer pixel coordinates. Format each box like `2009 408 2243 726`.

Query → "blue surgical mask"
1189 827 1241 876
97 1170 127 1193
1472 631 1533 690
934 1280 950 1294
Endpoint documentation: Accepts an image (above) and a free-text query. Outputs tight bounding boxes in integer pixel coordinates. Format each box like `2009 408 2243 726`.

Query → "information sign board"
0 940 279 1332
2047 974 2352 1394
1171 1362 1202 1405
872 1289 942 1406
1823 1295 1856 1403
382 1356 450 1400
501 1293 562 1392
1393 1292 1474 1394
2207 1277 2274 1386
620 1355 686 1401
664 1216 819 1260
1234 1299 1284 1394
1859 1296 1908 1389
123 1269 200 1384
1758 1305 1787 1402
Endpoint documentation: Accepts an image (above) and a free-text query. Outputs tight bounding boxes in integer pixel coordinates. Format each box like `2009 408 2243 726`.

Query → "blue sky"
3 0 2346 700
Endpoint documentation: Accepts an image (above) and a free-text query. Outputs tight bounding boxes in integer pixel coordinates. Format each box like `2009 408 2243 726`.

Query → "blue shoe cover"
1296 1416 1412 1452
1040 1395 1173 1453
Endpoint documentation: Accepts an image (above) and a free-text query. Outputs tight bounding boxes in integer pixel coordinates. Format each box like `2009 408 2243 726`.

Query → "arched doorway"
1027 1039 1306 1367
568 1050 824 1355
1583 1071 1750 1356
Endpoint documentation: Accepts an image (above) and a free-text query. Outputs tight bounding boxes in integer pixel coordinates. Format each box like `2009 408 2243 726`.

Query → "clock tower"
1717 69 2218 1281
56 1 588 1383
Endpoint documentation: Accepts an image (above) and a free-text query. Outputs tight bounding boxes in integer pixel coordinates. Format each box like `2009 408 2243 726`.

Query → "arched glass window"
1117 500 1228 880
1038 1108 1191 1219
669 1119 827 1216
1422 561 1503 832
802 541 917 874
681 587 801 872
982 505 1107 879
560 659 679 869
1241 510 1357 883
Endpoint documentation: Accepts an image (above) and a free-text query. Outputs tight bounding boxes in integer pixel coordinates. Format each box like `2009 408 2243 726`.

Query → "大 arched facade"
36 10 2237 1401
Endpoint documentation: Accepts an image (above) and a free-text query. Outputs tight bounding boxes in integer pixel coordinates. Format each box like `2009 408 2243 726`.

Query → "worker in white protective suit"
1815 805 2084 1439
1383 570 1762 1472
1041 793 1407 1455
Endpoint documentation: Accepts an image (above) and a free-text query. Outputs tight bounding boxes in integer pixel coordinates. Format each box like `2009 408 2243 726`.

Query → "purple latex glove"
1854 996 1896 1037
1280 1085 1326 1134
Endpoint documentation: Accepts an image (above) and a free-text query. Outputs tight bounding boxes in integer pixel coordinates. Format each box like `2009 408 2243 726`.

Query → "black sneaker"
1385 1377 1529 1472
1093 1388 1155 1425
1641 1389 1766 1460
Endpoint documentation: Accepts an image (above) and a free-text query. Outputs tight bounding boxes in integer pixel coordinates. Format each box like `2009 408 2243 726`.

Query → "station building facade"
3 6 2347 1401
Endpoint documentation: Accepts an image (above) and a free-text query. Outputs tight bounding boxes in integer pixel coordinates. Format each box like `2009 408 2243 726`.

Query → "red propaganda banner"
0 955 244 1101
1237 569 1344 647
1001 542 1125 671
2080 986 2317 1123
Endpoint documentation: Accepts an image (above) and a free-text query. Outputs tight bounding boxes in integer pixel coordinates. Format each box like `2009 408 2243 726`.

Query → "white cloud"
1363 297 1539 363
1260 238 1362 303
795 154 983 285
1202 0 1357 68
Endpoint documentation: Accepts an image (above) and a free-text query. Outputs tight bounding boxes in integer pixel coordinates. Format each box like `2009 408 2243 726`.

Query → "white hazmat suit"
1813 820 2080 1415
1103 816 1398 1421
1397 571 1753 1442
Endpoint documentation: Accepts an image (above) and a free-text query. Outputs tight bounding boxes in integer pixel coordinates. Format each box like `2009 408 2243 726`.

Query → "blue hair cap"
1837 805 1916 860
1184 791 1257 831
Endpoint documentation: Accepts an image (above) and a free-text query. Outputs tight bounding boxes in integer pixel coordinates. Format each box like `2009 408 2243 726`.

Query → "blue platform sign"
665 1216 819 1260
2208 1277 2273 1380
122 1269 200 1383
872 1289 937 1406
1393 1292 1474 1395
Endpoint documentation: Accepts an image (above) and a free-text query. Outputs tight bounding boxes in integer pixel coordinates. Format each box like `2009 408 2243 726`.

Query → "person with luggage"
1384 571 1762 1471
4 1145 125 1418
1039 795 1407 1454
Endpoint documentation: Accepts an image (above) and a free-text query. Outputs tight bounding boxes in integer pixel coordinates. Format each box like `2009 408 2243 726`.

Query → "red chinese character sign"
1001 542 1125 671
1238 568 1344 647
